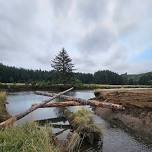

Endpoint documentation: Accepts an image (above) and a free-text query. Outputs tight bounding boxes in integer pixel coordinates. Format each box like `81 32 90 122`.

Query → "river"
6 90 152 152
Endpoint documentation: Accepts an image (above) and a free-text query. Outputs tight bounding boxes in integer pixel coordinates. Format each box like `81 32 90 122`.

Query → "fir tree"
51 48 75 84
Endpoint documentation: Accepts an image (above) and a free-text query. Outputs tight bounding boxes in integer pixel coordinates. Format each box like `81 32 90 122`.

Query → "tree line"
0 48 152 85
0 64 115 84
1 63 151 85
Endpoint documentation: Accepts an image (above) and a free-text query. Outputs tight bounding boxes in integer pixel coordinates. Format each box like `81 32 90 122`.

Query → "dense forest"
0 63 152 85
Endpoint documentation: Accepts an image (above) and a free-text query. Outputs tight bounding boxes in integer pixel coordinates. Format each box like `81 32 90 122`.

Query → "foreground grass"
0 92 10 122
0 122 60 152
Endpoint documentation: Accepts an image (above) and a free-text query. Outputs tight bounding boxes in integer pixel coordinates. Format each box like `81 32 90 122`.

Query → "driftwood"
33 100 124 110
0 88 73 128
94 88 152 109
32 101 82 108
35 91 125 110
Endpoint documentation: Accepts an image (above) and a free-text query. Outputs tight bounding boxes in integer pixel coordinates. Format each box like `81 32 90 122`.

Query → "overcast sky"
0 0 152 74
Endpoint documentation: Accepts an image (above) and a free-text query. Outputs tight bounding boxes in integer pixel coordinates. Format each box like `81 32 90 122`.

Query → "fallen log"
32 101 82 108
35 91 125 110
0 88 73 128
32 100 124 111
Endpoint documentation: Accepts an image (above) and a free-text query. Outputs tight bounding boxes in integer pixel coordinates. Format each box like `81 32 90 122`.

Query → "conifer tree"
51 48 75 84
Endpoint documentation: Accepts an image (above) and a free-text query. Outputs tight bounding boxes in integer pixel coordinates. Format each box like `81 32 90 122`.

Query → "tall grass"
0 122 60 152
0 92 10 122
65 109 102 152
67 109 100 133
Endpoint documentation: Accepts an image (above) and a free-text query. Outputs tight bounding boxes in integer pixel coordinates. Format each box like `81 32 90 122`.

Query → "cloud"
0 0 152 74
78 26 116 54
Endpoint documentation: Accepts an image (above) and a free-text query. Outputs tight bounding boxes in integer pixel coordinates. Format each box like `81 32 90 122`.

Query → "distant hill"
126 72 152 85
127 73 144 81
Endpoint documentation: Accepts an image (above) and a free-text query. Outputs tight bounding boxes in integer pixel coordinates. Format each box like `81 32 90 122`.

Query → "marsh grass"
74 84 152 89
0 92 6 112
68 109 100 133
0 122 60 152
0 92 10 122
65 109 102 152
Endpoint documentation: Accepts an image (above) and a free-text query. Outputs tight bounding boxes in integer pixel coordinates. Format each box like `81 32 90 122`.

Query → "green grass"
0 122 60 152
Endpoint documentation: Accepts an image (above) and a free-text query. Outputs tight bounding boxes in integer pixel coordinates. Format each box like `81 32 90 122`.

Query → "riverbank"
94 88 152 143
0 83 152 92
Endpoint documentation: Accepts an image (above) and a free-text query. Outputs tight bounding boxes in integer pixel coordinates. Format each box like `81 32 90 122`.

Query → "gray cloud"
0 0 152 74
76 0 107 23
78 26 116 54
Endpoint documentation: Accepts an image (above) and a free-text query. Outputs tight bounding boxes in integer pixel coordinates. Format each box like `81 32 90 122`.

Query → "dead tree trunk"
35 91 124 110
0 88 73 128
32 101 82 108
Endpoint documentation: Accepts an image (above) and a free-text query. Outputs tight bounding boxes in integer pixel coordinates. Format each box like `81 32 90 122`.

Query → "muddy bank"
94 88 152 143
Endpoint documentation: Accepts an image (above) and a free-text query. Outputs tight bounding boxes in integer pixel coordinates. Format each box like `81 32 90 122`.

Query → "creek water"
6 90 152 152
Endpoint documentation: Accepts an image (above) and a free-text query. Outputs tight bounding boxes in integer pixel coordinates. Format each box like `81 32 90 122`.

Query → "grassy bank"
0 83 74 92
0 92 10 122
0 122 60 152
74 84 152 90
0 83 152 92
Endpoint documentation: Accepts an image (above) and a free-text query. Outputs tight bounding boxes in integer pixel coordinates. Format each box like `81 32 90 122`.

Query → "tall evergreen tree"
51 48 75 84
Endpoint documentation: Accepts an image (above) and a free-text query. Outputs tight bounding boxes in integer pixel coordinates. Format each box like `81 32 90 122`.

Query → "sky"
0 0 152 74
